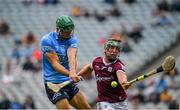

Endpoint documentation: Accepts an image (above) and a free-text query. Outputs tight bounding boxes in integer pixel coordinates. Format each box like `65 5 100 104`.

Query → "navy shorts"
45 82 79 104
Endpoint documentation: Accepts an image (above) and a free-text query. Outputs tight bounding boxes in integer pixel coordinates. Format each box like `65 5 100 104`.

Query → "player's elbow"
87 63 93 70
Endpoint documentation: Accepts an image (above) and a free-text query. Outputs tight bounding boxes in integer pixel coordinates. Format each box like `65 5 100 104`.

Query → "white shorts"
97 100 128 110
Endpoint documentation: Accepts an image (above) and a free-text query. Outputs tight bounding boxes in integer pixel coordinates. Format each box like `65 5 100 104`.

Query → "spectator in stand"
157 0 169 11
98 29 122 47
22 31 36 46
22 95 36 109
109 30 121 40
168 99 179 109
143 78 156 102
21 31 37 58
45 0 59 5
158 15 171 26
94 10 107 22
10 95 22 110
0 18 11 35
71 6 81 17
124 0 136 4
151 9 171 27
136 89 146 103
22 57 36 71
104 0 116 5
0 92 11 109
155 74 170 103
170 0 180 12
11 40 22 64
156 0 180 12
128 24 143 43
160 88 172 104
107 5 122 17
2 59 15 84
82 8 91 18
37 0 59 5
135 82 146 103
121 35 132 53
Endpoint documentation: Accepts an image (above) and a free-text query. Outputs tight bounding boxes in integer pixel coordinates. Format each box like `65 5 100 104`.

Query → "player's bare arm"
116 70 131 90
45 52 69 76
77 64 93 76
67 47 80 82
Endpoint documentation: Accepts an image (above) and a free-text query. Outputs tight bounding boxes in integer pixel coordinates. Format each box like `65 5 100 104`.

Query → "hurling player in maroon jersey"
78 39 131 110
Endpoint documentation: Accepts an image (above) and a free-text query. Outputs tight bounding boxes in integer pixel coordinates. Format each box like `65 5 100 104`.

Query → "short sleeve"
40 37 55 53
115 62 126 73
69 36 78 48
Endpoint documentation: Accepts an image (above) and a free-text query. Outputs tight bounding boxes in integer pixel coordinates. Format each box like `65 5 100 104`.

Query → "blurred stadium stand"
0 0 180 109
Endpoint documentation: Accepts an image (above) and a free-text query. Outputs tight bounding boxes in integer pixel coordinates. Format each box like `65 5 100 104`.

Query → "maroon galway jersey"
92 57 127 103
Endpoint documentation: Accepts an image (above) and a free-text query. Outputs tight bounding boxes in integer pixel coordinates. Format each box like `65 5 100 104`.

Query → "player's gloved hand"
122 82 131 90
69 74 81 83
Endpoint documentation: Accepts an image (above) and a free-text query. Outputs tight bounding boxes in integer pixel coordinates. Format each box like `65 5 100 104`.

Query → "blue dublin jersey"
40 32 78 83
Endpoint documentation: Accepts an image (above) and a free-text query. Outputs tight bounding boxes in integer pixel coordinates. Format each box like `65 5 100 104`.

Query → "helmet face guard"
56 15 75 39
58 30 74 40
104 39 121 61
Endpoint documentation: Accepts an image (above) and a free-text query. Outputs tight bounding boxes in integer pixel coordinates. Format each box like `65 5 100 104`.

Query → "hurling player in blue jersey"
40 15 91 109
